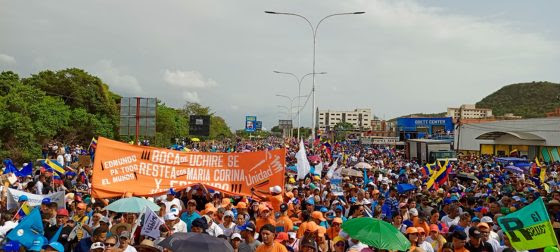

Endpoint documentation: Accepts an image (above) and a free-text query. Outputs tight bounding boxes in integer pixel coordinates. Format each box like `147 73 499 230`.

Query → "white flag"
296 140 311 180
326 158 339 179
140 207 164 239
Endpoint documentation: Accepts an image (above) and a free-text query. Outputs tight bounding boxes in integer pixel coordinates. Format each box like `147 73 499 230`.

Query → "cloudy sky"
1 0 559 130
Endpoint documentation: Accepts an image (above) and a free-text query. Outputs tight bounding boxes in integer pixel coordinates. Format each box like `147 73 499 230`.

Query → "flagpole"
12 202 25 221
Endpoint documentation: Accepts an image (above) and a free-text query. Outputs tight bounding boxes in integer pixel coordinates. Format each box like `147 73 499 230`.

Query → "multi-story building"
317 108 372 131
447 104 493 121
364 118 396 137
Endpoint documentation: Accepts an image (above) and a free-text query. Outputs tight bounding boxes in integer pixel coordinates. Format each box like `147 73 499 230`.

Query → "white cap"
100 216 110 223
231 233 242 240
224 210 234 218
164 213 177 221
90 242 105 250
481 216 493 223
409 208 419 217
269 185 282 194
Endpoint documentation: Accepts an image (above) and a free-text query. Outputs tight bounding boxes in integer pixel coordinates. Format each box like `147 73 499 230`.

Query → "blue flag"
7 207 44 249
16 162 32 177
3 160 32 177
2 159 18 175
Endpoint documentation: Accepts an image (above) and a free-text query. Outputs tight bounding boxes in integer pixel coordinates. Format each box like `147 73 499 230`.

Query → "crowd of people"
1 137 560 252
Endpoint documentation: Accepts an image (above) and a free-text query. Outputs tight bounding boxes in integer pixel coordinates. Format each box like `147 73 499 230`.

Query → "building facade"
396 117 454 141
447 104 493 121
363 119 396 137
317 108 372 131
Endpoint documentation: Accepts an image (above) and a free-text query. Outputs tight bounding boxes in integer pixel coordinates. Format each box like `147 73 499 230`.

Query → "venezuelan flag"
43 159 65 176
426 160 450 189
434 161 452 189
421 162 434 177
15 202 33 220
88 137 97 151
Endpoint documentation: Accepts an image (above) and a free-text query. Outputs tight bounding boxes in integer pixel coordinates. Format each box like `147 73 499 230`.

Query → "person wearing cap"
164 212 188 233
326 217 343 240
465 226 493 252
74 226 108 252
477 222 500 252
426 224 446 252
275 232 294 252
41 241 64 252
451 230 469 252
239 222 261 252
256 224 288 252
72 202 90 241
44 208 74 251
219 210 236 238
406 227 419 251
480 216 499 241
231 233 243 252
253 185 284 214
90 242 105 252
118 231 137 252
416 227 434 252
187 184 212 212
163 188 183 213
276 203 294 232
256 204 276 233
180 199 201 232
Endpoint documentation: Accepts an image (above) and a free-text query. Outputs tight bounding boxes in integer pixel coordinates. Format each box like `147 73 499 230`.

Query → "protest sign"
6 188 65 210
141 207 163 239
497 197 558 250
91 137 285 198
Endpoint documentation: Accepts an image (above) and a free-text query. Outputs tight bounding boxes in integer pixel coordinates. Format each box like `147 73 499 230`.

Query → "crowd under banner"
91 137 285 198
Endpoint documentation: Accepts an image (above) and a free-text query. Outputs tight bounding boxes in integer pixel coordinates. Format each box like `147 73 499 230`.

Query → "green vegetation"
0 69 232 163
476 81 560 118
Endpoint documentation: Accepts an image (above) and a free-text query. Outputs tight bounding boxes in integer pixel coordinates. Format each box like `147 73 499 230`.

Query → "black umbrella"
158 232 233 252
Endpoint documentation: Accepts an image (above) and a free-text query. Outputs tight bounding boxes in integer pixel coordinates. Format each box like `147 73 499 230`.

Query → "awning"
475 131 544 141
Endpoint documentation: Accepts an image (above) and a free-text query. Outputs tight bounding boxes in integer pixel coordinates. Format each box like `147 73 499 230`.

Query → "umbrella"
505 165 524 174
342 217 410 251
397 183 417 194
354 162 373 170
191 137 200 142
456 172 479 182
158 232 233 252
104 197 160 213
341 168 363 178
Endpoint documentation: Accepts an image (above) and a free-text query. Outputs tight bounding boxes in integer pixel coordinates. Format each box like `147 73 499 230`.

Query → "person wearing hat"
465 227 493 252
477 222 500 252
180 199 201 232
219 210 236 238
256 224 287 252
44 208 74 251
253 185 284 214
416 227 434 252
164 212 187 233
276 203 294 232
89 242 105 252
230 233 243 252
480 216 499 241
134 239 159 252
426 224 446 252
451 230 469 252
118 231 137 252
326 217 343 240
163 188 183 213
406 227 419 251
256 204 276 233
239 222 261 252
72 202 90 241
275 232 294 252
74 227 108 252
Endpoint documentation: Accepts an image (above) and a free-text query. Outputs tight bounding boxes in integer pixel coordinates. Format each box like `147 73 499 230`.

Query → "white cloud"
0 54 16 65
163 69 217 88
231 105 239 111
183 91 200 103
93 60 142 96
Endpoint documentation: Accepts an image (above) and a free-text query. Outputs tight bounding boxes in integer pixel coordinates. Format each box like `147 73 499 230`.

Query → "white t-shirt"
206 222 224 237
172 220 188 233
122 245 138 252
419 241 434 252
36 181 44 195
164 198 183 213
219 222 236 238
441 215 459 227
57 155 65 166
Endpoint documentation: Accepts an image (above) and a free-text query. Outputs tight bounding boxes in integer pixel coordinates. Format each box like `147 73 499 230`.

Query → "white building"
317 108 372 131
447 104 492 121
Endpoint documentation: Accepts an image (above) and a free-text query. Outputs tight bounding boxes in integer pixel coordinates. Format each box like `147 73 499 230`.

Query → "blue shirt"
180 211 201 232
74 237 93 252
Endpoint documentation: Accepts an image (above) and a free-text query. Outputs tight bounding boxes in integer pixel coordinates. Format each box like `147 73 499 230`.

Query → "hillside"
476 81 560 118
388 112 447 122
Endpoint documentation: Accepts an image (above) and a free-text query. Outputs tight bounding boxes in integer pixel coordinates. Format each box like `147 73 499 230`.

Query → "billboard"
245 116 257 132
189 115 211 136
255 121 263 131
119 97 157 137
279 120 293 129
396 117 454 139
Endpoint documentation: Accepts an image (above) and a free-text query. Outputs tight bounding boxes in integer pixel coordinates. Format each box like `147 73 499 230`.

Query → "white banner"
140 207 163 239
6 188 65 210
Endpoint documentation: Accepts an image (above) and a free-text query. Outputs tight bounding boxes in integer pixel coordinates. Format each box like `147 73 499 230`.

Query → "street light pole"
276 94 306 139
274 71 326 141
266 11 365 139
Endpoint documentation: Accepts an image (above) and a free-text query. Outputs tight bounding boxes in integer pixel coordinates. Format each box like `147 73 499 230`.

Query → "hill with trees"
476 81 560 118
0 69 232 162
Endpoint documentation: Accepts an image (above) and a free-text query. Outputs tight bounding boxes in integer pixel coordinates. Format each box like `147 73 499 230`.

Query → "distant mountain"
388 112 447 122
476 81 560 118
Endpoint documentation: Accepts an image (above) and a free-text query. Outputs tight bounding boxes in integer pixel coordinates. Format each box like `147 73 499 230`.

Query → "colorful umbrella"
354 162 373 170
342 217 410 251
397 183 417 194
104 197 160 213
158 232 233 252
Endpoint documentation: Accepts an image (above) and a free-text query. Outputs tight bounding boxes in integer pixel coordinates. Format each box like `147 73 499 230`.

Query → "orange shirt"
326 227 340 240
256 241 288 252
297 221 318 238
454 247 469 252
276 215 293 232
256 217 276 233
269 194 283 213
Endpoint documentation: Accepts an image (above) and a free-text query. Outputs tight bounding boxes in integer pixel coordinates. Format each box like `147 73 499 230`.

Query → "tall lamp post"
266 11 365 139
276 93 308 140
274 71 326 140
